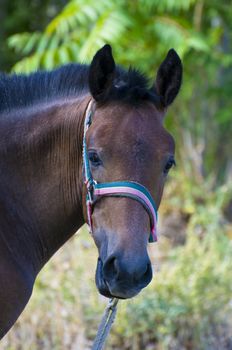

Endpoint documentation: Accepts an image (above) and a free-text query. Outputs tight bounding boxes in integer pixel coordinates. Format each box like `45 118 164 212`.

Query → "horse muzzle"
95 252 152 299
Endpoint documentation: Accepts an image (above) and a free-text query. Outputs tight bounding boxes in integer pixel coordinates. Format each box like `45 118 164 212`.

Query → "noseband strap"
83 100 158 243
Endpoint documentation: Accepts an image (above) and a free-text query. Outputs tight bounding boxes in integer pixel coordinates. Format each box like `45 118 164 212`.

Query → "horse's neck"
0 96 88 276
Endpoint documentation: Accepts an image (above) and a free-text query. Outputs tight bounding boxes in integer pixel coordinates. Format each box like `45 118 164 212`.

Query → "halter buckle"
86 179 97 203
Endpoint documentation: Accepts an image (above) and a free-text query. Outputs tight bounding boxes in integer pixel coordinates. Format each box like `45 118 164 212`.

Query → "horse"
0 44 182 339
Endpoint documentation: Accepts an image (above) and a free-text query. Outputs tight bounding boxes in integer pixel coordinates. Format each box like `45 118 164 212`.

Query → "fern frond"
139 0 198 12
45 0 112 35
79 8 131 61
151 16 209 55
8 32 42 54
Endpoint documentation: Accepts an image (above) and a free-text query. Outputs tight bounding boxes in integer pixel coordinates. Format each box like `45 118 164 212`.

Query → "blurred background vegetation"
1 0 232 349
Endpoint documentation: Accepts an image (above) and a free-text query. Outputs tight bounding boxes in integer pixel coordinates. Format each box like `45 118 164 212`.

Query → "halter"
83 100 158 243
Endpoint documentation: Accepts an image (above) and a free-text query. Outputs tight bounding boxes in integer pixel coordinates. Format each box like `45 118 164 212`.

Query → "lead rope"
92 298 119 350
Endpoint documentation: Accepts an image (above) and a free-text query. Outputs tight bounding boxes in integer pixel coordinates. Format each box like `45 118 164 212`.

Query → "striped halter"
83 101 158 242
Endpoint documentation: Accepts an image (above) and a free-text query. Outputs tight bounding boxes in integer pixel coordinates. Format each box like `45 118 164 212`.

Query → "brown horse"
0 45 182 339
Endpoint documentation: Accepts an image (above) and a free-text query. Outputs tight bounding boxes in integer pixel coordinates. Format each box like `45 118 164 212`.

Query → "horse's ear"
89 44 116 102
155 49 182 108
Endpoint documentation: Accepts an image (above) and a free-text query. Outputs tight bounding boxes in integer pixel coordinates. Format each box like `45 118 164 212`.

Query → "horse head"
83 45 182 299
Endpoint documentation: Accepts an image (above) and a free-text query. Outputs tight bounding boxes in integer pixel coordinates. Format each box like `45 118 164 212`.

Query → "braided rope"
92 298 119 350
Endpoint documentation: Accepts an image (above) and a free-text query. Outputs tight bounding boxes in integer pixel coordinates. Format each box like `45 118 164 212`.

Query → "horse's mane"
0 63 160 113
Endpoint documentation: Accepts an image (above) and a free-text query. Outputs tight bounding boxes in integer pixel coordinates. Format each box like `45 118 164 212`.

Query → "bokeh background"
1 0 232 349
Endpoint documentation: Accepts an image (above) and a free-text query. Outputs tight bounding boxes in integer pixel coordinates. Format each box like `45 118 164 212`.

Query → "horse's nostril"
134 262 152 286
144 263 152 282
103 256 118 280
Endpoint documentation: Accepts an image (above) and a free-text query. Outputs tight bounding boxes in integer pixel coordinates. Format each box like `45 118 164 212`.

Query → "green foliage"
6 0 232 184
8 0 131 72
140 0 198 12
0 0 64 71
7 0 211 73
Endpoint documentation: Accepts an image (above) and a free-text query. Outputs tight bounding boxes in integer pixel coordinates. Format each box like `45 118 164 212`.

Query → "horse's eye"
88 151 102 167
164 157 176 175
